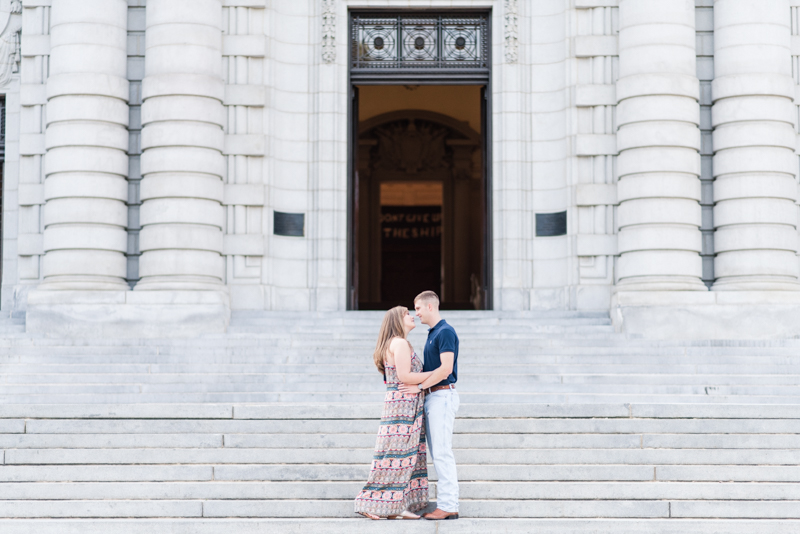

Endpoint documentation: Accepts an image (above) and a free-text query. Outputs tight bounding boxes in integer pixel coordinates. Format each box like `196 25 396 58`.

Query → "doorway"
353 85 488 310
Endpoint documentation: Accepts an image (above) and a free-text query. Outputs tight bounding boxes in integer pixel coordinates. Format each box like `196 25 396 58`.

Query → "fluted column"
40 0 129 289
711 0 799 290
136 0 226 291
615 0 706 291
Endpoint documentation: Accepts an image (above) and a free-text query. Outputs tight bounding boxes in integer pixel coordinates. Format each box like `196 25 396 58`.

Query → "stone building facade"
0 0 799 338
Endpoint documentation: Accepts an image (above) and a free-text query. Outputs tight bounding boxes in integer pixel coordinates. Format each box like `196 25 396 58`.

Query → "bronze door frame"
347 9 492 310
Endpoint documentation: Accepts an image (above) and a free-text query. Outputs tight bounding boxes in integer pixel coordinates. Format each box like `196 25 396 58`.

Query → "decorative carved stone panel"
0 0 21 89
372 120 449 174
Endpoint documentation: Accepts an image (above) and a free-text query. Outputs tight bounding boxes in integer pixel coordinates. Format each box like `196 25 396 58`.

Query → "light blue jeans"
424 388 460 513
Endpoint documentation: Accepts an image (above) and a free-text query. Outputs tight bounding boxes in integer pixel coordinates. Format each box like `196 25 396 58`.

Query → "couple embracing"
354 290 460 521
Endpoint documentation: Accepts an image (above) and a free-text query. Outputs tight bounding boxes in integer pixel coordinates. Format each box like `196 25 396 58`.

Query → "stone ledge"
26 290 231 338
1 519 799 534
0 404 233 419
613 290 800 339
4 403 794 421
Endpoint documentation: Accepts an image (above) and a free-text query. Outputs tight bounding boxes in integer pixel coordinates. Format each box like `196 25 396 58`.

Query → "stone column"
136 0 226 290
615 0 706 291
40 0 130 289
711 0 800 290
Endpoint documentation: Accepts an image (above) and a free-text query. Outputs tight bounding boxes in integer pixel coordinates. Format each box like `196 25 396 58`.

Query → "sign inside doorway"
381 206 442 242
380 205 442 305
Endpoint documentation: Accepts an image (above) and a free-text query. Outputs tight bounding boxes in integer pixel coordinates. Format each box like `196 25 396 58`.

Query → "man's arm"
397 352 454 395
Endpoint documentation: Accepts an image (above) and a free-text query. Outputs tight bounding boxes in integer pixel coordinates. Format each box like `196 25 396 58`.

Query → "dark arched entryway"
354 110 486 310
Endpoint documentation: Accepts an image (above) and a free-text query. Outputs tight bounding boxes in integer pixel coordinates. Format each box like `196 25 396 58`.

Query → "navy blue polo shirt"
422 319 459 387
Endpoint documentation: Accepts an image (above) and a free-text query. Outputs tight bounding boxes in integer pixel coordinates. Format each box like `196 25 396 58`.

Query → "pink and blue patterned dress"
354 351 429 516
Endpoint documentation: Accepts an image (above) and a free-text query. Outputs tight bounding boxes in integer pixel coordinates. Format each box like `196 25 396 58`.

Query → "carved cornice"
504 0 518 64
322 0 336 63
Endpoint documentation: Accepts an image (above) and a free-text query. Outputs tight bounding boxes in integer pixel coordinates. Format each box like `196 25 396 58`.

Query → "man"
399 290 460 520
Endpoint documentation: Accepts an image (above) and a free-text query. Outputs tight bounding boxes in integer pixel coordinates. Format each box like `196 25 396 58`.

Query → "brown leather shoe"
423 508 459 520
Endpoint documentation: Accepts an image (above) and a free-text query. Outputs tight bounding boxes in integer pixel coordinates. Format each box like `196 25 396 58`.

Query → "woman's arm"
390 338 433 385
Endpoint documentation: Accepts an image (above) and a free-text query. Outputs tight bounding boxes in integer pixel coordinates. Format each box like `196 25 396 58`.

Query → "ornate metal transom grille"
351 14 489 70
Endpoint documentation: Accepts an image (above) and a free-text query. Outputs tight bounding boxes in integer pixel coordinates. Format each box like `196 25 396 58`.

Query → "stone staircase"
0 311 798 531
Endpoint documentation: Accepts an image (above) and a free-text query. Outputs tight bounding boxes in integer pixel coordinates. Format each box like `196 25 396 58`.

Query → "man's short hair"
414 290 440 306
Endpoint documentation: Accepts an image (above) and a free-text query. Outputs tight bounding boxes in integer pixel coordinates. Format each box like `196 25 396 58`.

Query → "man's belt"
424 384 455 395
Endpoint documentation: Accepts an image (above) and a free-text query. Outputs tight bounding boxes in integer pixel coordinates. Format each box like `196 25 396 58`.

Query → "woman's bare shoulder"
389 337 410 351
389 336 407 346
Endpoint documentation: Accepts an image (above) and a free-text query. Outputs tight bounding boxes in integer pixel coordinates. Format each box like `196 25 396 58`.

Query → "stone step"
0 326 25 334
2 463 796 483
0 364 800 376
226 316 614 325
12 419 800 436
6 372 800 386
4 447 798 465
0 500 202 518
4 384 800 399
213 464 800 482
4 432 800 451
0 402 796 522
3 393 798 404
1 373 798 388
1 308 796 526
230 317 615 326
6 402 799 419
2 362 798 377
0 465 215 482
10 360 800 375
225 327 618 336
1 481 798 501
4 336 800 348
229 310 612 320
0 434 226 448
4 498 799 519
37 380 800 394
225 321 616 331
226 327 616 336
4 350 799 365
2 519 799 534
204 499 800 519
196 335 632 344
3 340 799 351
5 342 800 356
5 362 800 376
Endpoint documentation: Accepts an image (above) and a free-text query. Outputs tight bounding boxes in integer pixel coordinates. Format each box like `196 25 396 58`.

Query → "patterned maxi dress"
354 352 429 516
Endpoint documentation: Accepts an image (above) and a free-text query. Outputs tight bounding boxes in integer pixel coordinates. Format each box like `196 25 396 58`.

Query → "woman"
354 306 434 520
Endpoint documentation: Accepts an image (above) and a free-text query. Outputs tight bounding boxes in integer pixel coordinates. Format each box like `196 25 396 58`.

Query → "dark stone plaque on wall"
274 211 305 237
535 211 567 237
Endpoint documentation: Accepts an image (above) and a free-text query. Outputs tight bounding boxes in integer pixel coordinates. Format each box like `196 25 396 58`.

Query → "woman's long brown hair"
373 306 412 374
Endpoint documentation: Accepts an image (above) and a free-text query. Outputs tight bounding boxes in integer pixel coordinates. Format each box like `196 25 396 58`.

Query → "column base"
37 276 130 291
615 276 708 292
712 276 800 292
612 290 800 339
26 290 230 338
134 276 226 292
